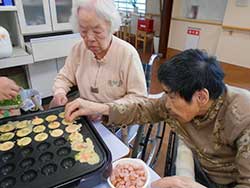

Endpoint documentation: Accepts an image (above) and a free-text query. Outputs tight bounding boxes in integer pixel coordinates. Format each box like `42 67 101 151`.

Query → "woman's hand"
65 98 109 122
151 176 206 188
88 114 103 122
0 77 20 100
49 93 68 108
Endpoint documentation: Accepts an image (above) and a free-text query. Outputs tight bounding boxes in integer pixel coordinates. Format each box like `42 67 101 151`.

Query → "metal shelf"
0 47 33 69
0 6 17 11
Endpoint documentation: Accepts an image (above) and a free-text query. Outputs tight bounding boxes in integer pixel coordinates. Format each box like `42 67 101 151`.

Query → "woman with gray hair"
50 0 147 113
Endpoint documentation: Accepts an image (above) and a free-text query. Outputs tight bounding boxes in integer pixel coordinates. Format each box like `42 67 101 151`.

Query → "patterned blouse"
104 86 250 188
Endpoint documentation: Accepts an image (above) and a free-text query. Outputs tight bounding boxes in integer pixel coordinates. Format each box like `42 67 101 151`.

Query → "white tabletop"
92 122 161 188
93 122 130 161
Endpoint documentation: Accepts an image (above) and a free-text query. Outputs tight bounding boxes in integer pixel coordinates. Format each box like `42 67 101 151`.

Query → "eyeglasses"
79 27 104 39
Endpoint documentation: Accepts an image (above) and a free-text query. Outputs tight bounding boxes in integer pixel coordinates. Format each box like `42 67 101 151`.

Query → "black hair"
158 49 225 102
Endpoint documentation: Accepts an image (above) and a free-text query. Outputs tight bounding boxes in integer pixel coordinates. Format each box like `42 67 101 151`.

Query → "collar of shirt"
191 94 225 129
93 35 116 64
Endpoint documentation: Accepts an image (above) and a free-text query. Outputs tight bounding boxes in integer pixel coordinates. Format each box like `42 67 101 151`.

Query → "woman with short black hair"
65 49 250 188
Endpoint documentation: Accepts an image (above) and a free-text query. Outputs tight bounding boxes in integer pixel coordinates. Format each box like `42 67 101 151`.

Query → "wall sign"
185 27 201 50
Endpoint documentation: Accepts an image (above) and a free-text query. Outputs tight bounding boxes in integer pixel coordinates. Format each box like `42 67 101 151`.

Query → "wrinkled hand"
65 98 98 122
0 77 20 100
49 93 68 108
151 176 206 188
65 98 109 122
88 114 103 122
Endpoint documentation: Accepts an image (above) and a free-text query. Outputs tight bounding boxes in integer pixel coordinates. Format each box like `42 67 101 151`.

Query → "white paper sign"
185 27 201 50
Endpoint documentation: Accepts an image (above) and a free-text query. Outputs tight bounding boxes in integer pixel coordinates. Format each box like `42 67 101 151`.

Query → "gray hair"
70 0 121 34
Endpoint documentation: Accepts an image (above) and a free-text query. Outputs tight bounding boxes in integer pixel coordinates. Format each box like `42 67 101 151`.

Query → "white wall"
169 0 250 68
216 30 250 68
146 0 161 14
215 0 250 68
181 0 227 21
223 0 250 28
169 20 222 55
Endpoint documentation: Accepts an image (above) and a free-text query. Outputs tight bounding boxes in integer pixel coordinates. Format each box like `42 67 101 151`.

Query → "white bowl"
107 158 151 188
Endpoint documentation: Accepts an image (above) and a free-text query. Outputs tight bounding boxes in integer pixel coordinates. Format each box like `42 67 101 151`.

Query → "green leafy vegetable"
0 95 22 107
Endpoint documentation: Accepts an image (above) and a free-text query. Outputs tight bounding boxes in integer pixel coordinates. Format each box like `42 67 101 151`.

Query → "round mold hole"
0 164 15 176
56 147 71 157
0 152 14 163
0 177 16 188
19 158 35 169
53 138 67 146
20 147 33 157
21 170 37 183
39 152 54 163
37 142 51 152
41 164 57 176
61 158 75 169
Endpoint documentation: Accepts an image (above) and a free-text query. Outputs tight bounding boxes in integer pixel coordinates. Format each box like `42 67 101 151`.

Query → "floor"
137 48 250 177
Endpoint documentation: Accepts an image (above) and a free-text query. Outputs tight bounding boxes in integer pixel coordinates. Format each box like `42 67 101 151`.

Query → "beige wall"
216 0 250 68
172 0 183 18
169 0 250 68
223 0 250 28
169 20 222 55
216 30 250 68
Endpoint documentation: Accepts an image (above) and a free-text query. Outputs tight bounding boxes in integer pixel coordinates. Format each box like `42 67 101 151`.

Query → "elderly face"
162 84 201 124
78 8 112 57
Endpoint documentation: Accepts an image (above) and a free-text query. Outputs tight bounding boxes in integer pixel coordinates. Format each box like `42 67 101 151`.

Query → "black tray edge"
0 106 113 188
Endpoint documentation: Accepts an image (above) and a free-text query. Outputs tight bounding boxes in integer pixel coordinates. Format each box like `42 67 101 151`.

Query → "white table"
93 122 130 161
92 122 161 188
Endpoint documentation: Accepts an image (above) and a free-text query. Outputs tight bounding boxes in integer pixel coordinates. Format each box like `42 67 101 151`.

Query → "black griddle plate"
0 107 112 188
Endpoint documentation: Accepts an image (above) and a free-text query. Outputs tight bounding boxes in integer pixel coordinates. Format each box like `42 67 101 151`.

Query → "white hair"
70 0 121 34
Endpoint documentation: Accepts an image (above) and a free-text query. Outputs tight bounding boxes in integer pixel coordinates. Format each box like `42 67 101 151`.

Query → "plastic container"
0 26 13 59
153 36 160 53
107 158 150 188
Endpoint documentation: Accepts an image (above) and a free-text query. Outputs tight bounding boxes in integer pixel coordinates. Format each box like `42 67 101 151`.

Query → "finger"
68 109 85 122
0 94 4 100
65 100 79 111
62 97 68 105
151 177 177 188
65 101 81 120
66 98 82 111
9 90 18 98
52 96 64 107
0 93 9 100
10 84 20 92
5 94 13 100
60 96 68 105
151 180 167 188
8 80 19 91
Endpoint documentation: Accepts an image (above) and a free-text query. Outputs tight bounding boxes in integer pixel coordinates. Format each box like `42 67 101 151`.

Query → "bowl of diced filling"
107 158 150 188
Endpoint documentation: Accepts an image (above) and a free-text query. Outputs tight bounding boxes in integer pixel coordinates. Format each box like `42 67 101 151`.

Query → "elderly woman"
50 0 147 109
65 49 250 188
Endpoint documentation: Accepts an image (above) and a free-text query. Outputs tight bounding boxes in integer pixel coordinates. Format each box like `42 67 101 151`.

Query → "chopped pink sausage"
110 163 147 188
